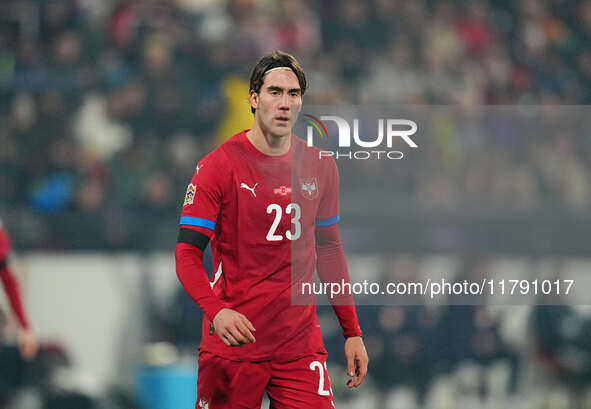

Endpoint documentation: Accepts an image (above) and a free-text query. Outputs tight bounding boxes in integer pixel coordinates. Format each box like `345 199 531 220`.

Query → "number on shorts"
309 360 333 396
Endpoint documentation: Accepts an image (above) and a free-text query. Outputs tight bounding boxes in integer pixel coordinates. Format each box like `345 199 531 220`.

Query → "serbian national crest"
198 398 209 409
184 183 196 206
300 177 318 200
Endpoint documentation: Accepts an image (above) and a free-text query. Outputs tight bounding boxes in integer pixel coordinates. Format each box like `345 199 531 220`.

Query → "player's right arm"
174 155 255 347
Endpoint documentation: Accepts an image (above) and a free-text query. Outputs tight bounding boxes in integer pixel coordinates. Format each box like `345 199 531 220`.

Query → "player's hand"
17 328 38 361
344 336 368 388
212 308 256 347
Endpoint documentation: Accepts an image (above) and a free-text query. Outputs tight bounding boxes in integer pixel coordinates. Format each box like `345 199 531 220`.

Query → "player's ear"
249 90 258 111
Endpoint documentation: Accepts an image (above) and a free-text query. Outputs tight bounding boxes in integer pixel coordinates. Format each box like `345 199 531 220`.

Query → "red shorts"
196 351 335 409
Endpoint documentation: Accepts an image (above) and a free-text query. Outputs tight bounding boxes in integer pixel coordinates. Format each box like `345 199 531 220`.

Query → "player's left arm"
316 224 368 388
315 159 368 388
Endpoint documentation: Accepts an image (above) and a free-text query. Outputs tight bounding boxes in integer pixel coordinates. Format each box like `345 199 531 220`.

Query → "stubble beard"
262 117 292 141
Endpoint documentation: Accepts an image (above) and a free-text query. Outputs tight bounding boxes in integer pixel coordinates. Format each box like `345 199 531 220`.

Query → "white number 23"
266 203 301 241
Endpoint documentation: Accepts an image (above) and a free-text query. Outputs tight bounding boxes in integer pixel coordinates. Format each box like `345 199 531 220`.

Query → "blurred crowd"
1 0 591 249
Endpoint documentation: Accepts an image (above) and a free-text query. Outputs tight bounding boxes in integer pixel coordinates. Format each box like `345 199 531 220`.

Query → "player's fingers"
217 328 239 346
355 354 369 385
355 365 367 386
358 356 368 379
236 320 256 343
240 314 256 332
346 355 355 377
223 331 241 346
228 326 249 345
347 378 359 388
218 332 231 346
349 372 363 388
234 320 254 342
347 356 368 388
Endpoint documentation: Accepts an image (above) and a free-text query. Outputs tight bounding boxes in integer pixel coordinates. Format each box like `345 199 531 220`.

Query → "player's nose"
279 93 290 109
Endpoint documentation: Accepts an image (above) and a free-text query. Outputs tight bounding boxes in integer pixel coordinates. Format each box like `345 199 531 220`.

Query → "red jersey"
179 130 340 361
0 220 11 261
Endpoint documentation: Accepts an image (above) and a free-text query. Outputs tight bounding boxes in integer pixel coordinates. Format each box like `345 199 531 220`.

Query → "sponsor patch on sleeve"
183 183 196 206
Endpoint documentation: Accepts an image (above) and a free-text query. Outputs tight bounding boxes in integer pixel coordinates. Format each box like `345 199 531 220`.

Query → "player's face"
250 69 302 138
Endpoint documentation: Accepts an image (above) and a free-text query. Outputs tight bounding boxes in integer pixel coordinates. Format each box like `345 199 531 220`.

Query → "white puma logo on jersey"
240 182 258 197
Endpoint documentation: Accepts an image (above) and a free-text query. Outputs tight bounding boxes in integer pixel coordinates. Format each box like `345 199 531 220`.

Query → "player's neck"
246 127 291 156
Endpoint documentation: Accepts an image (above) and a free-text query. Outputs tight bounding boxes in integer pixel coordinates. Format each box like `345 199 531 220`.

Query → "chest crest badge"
300 177 318 200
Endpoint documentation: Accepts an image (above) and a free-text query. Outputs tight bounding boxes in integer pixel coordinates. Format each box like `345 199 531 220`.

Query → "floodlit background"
1 0 591 408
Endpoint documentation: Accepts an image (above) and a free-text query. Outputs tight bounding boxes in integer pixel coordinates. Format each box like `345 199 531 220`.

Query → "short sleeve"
316 157 340 227
179 152 226 232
